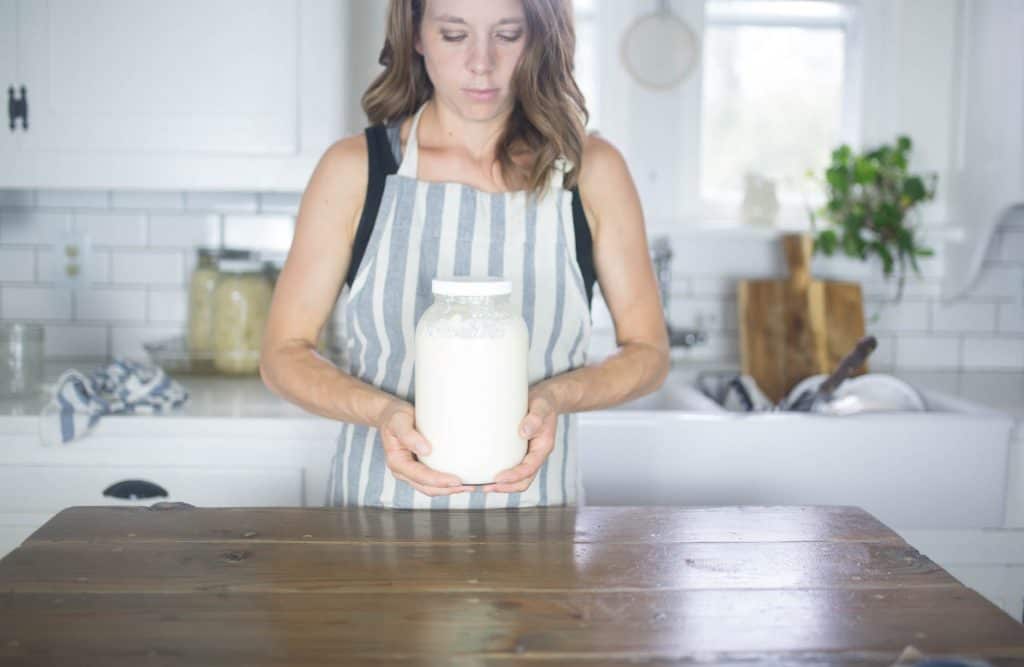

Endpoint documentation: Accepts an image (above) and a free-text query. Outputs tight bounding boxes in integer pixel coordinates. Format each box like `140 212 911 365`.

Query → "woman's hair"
361 0 588 194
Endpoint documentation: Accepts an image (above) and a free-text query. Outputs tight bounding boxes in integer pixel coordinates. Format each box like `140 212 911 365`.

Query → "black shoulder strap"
571 186 597 308
345 125 399 290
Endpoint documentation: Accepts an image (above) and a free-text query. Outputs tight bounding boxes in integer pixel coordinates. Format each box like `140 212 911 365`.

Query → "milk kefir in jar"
414 277 529 485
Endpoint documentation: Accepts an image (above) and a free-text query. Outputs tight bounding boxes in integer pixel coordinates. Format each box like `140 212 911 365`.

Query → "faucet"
649 234 707 349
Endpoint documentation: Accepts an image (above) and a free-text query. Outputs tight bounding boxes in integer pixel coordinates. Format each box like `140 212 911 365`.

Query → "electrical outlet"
51 225 93 289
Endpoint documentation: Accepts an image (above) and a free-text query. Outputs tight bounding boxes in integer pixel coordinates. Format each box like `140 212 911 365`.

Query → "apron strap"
396 102 428 178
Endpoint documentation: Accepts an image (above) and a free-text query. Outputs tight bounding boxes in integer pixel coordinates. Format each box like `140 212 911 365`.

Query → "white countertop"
2 358 1021 426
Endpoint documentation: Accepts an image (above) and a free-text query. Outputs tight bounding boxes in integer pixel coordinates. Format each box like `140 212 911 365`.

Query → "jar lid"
432 277 512 297
218 258 265 273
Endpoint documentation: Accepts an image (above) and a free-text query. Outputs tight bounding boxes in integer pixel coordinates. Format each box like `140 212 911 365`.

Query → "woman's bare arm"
534 134 671 414
259 134 397 428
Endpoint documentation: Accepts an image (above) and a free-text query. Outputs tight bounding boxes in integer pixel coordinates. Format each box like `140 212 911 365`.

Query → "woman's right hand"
376 398 474 497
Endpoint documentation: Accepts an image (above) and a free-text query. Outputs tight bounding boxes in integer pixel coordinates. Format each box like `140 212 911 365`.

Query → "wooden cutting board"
738 233 868 404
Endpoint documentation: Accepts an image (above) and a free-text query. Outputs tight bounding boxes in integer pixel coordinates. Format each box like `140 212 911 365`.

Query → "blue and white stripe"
326 102 592 509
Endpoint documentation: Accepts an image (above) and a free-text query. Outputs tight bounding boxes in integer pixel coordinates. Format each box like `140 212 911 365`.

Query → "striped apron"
325 101 593 509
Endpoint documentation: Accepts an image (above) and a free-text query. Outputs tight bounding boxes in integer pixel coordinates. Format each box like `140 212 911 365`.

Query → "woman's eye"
441 32 467 42
497 31 523 42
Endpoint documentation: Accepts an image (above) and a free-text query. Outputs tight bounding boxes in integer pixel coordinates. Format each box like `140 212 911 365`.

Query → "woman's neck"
419 98 511 165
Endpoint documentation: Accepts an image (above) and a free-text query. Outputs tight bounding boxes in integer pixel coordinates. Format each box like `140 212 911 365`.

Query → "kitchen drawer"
0 465 304 513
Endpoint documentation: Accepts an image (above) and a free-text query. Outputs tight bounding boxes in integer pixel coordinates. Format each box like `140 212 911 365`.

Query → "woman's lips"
464 88 498 101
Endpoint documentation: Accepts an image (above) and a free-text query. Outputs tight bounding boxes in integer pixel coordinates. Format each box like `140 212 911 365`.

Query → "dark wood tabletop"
1 503 1023 666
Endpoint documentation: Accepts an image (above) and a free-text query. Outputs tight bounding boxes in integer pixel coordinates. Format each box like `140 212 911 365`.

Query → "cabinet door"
0 464 305 512
1 0 345 189
17 0 298 155
0 0 20 155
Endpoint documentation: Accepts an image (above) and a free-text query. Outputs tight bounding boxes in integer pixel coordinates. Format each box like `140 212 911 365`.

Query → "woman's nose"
467 39 495 74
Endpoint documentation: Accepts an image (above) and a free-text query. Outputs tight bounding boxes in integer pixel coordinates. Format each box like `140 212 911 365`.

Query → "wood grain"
1 504 1021 666
738 233 868 404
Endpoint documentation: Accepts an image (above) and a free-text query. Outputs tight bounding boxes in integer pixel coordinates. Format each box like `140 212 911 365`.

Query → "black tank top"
344 124 598 310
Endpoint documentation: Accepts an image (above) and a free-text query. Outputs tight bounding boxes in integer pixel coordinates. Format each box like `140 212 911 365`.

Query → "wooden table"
1 503 1023 665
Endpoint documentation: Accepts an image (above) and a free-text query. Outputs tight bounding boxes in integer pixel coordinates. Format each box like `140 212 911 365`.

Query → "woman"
260 0 669 509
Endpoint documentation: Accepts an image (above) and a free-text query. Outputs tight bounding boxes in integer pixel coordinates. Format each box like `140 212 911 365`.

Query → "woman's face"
415 0 528 122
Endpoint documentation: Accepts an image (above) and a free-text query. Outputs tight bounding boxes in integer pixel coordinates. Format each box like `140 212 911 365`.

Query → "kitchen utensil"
738 233 868 403
620 0 701 89
785 335 877 412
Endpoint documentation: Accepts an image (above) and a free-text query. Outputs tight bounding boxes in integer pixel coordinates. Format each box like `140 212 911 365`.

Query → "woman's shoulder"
576 132 630 196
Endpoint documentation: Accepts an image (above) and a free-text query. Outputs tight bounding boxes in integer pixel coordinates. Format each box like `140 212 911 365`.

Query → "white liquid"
414 308 529 485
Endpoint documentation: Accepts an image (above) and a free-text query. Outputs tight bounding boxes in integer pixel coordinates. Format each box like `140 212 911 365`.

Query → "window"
700 0 858 214
573 0 599 130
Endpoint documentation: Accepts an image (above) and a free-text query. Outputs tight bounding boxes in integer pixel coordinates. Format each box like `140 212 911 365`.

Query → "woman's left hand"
482 385 559 494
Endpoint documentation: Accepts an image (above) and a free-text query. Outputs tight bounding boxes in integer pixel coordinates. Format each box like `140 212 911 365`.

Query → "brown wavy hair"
361 0 588 195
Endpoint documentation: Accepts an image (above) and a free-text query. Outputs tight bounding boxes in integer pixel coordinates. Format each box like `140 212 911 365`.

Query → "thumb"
520 398 553 438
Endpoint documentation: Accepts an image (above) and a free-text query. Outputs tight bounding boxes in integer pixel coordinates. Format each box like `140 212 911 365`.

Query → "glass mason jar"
186 247 221 355
413 277 529 485
212 258 273 375
0 322 45 398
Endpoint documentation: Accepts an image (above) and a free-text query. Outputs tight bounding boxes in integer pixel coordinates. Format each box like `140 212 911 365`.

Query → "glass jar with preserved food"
212 258 273 375
413 277 528 485
186 247 220 355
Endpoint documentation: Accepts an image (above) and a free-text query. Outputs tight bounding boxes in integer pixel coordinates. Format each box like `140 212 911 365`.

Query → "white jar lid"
218 258 264 274
432 277 512 296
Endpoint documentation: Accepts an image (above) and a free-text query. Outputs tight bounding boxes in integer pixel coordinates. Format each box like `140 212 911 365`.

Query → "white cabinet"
0 0 348 190
1 0 20 156
0 419 338 560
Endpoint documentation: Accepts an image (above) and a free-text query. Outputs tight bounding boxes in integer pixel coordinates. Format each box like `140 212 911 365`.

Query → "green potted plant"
806 135 938 306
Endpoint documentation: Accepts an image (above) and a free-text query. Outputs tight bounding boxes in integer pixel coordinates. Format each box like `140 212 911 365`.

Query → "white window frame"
699 0 865 226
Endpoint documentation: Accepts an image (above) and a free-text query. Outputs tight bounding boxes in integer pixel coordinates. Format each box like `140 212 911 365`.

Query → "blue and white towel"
38 358 189 445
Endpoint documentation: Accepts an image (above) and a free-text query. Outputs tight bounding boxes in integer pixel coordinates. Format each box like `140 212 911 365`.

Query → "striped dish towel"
38 358 189 445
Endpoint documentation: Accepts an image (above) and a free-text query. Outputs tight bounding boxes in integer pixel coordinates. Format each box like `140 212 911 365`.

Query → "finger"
520 398 555 438
481 473 537 494
386 411 433 457
395 472 474 497
386 448 464 489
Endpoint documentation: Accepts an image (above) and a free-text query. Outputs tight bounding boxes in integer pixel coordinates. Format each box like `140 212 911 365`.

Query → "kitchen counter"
2 357 1022 423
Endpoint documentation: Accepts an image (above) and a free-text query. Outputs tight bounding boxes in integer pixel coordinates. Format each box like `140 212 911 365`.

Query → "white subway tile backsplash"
147 288 189 323
0 211 73 245
865 299 930 333
223 214 295 253
958 371 1024 412
969 265 1024 300
2 286 73 320
149 213 221 249
75 288 147 323
0 190 35 208
111 191 185 211
896 335 960 369
112 250 185 286
75 212 148 247
0 248 34 281
1000 231 1024 263
259 192 303 214
895 370 960 396
690 276 737 298
999 303 1024 333
870 334 898 368
36 190 110 209
184 192 259 213
0 188 1019 386
36 248 111 285
670 295 737 332
930 300 998 333
43 324 108 359
111 324 184 362
962 336 1024 370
